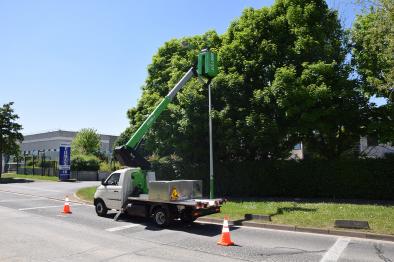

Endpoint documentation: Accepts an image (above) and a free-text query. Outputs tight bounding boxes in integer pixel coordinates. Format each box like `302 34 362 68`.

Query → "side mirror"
101 179 106 186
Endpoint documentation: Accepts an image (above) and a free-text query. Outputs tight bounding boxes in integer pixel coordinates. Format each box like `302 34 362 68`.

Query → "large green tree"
119 0 368 162
0 102 23 180
214 0 367 160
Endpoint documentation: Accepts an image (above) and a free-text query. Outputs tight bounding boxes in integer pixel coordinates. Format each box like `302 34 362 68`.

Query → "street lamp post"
208 82 214 199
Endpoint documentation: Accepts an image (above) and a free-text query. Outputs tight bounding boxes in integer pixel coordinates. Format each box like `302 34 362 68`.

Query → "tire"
95 199 108 217
152 207 171 227
180 209 196 224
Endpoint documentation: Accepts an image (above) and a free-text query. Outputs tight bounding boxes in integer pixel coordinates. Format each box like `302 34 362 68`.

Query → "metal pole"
208 82 214 199
43 152 46 176
24 154 26 175
16 156 19 174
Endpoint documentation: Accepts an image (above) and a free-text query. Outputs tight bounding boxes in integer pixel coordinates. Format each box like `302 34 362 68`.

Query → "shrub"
99 161 112 173
71 155 100 171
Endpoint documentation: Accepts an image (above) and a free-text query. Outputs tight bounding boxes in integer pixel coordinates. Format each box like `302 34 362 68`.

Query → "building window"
294 143 302 150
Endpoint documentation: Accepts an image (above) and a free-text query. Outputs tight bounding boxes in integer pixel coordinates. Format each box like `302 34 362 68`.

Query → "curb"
196 217 394 242
71 193 93 205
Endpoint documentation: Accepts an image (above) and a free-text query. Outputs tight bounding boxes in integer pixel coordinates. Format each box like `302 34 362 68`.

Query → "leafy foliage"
117 31 222 163
264 62 368 159
352 0 394 99
0 102 23 178
352 0 394 142
118 0 369 162
71 128 101 157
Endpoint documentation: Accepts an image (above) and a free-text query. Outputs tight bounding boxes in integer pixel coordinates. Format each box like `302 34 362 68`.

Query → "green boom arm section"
125 96 171 149
114 50 218 169
125 68 196 148
114 68 195 168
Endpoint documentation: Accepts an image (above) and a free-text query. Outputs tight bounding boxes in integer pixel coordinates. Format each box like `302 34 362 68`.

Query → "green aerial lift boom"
114 49 218 169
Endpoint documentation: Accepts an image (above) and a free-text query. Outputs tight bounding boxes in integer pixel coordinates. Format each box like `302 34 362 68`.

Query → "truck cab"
94 167 152 212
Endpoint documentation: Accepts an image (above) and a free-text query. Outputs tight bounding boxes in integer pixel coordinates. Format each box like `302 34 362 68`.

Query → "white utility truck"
94 50 224 227
94 167 224 227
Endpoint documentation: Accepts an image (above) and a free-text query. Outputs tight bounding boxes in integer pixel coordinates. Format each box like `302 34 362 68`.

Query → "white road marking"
320 237 351 262
19 204 81 211
3 185 61 193
0 189 94 206
19 205 64 211
0 198 44 203
105 224 140 232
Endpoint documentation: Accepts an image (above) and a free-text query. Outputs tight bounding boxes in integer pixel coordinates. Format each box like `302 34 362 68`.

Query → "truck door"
104 172 122 209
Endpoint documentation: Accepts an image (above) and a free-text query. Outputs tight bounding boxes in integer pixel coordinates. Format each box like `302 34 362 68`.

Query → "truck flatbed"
127 195 224 207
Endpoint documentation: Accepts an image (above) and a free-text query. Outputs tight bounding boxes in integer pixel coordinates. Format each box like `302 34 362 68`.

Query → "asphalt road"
0 180 393 262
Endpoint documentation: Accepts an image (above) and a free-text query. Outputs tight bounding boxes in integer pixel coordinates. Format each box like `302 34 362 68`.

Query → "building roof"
23 130 118 141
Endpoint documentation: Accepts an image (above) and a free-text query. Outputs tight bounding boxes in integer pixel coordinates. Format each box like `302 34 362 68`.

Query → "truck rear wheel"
152 207 171 227
95 200 108 217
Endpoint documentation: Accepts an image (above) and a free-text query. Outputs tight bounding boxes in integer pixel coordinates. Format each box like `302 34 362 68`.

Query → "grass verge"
1 173 58 182
70 186 394 235
209 201 394 235
75 186 97 203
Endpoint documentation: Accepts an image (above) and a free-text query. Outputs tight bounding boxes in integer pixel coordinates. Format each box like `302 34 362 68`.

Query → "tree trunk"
0 152 2 180
0 140 2 182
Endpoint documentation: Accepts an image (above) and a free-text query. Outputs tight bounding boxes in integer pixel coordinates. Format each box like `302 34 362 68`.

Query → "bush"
71 155 100 171
99 161 111 173
99 161 124 172
24 159 55 168
39 160 56 168
152 159 394 200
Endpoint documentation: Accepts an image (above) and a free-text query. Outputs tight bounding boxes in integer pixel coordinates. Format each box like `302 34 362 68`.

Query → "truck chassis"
94 196 223 227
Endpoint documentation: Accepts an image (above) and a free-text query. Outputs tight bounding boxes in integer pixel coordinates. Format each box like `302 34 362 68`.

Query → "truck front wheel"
95 199 108 217
152 207 171 227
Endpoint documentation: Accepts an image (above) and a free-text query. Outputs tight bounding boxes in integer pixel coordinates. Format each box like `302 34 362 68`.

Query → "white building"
20 130 118 161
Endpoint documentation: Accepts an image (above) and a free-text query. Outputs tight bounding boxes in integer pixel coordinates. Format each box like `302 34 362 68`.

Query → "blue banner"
59 144 71 180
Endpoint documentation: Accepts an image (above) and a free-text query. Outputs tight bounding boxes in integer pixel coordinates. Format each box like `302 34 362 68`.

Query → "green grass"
1 173 59 182
76 186 97 203
209 201 394 235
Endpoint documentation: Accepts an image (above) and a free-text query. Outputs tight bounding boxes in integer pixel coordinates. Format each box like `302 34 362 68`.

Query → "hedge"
152 159 394 200
71 155 100 171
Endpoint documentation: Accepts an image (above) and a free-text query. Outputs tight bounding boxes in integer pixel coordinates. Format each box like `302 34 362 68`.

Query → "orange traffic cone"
217 216 234 246
62 196 72 214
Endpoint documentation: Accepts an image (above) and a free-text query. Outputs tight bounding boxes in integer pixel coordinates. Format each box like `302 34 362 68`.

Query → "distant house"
288 137 394 160
20 130 118 161
358 136 394 158
289 143 304 160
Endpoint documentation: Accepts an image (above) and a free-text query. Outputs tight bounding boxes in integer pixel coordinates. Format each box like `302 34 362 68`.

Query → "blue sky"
0 0 368 136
